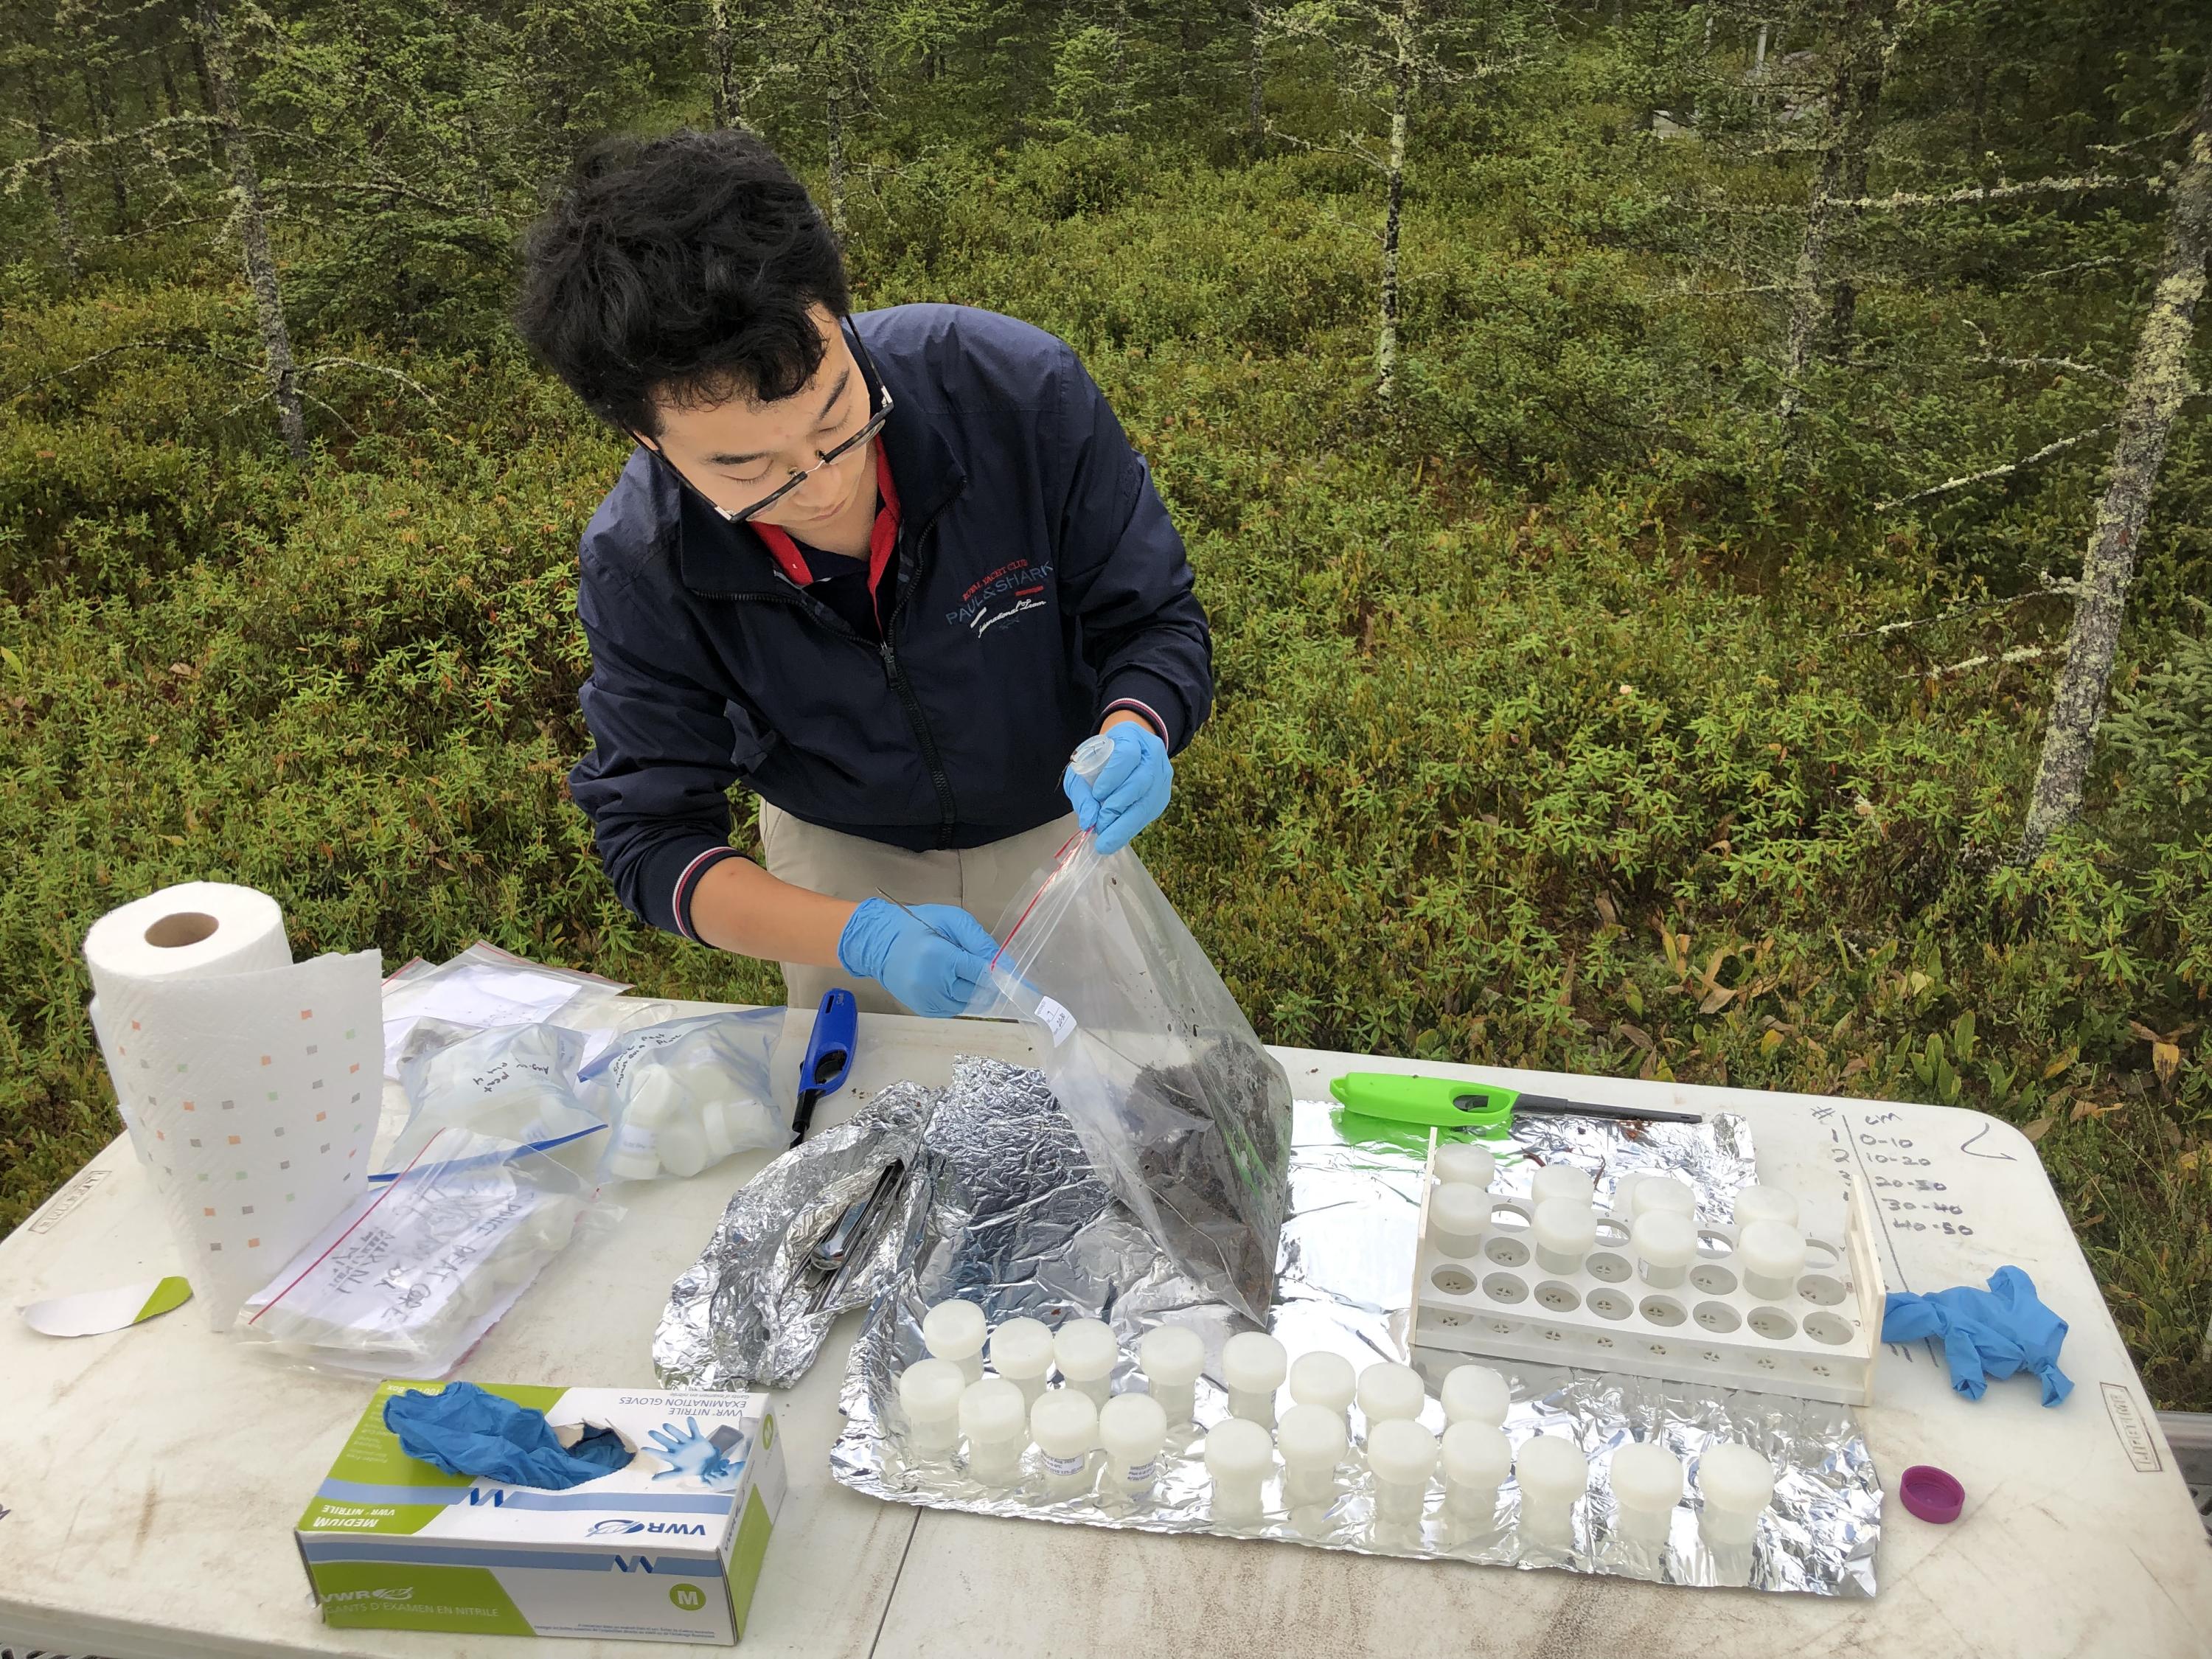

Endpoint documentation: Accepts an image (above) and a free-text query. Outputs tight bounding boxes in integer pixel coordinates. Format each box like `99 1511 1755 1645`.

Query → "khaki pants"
757 801 1079 1016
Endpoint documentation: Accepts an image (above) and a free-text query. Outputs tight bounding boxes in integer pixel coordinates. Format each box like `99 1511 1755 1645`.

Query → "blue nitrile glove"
1881 1265 2073 1406
837 898 998 1018
1063 722 1172 855
383 1382 630 1490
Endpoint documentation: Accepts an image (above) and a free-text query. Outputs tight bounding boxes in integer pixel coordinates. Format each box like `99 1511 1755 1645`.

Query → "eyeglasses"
706 324 894 524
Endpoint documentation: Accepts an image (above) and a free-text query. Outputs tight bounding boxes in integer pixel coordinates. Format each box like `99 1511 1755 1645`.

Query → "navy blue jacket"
568 304 1214 939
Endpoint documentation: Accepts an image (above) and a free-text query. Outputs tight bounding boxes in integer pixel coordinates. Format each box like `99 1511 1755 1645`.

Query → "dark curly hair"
514 128 851 436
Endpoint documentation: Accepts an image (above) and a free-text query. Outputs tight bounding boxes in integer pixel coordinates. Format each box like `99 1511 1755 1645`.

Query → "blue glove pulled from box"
383 1380 632 1489
1881 1265 2073 1406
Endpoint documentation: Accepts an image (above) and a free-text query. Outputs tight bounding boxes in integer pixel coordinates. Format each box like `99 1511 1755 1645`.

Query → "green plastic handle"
1327 1072 1519 1135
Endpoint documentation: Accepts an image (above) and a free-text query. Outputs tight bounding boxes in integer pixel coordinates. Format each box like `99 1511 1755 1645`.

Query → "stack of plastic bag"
582 1010 787 1182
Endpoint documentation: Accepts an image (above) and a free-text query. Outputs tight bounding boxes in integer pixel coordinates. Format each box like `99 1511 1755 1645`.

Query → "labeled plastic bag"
580 1010 787 1182
987 745 1293 1321
380 942 630 1079
236 1126 616 1377
390 1020 609 1177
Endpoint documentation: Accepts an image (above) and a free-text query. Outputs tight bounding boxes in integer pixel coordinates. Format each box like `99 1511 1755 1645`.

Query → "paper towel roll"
83 882 383 1329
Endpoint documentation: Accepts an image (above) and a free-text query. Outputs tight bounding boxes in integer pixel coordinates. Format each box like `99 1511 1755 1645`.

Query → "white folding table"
2 1003 2206 1658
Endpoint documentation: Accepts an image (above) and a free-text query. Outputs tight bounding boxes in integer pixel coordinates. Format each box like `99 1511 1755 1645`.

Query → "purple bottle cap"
1899 1464 1965 1524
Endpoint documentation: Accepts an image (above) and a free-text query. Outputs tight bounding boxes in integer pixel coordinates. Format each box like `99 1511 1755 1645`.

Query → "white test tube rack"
1408 1133 1886 1406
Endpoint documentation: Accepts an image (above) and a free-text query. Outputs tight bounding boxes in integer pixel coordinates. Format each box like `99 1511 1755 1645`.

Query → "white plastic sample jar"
1098 1392 1169 1501
1738 1220 1809 1302
1203 1417 1276 1526
1030 1388 1100 1500
1222 1331 1288 1430
1697 1442 1778 1547
1439 1363 1510 1427
1531 1198 1597 1276
1137 1323 1206 1426
1366 1419 1439 1527
1433 1140 1498 1189
1288 1351 1357 1426
1610 1441 1684 1545
1733 1183 1800 1230
989 1316 1055 1411
1356 1361 1427 1427
922 1299 988 1385
1514 1433 1589 1536
1530 1161 1595 1210
959 1377 1029 1487
1441 1421 1512 1523
1054 1318 1119 1408
1276 1402 1349 1509
1631 1210 1697 1289
898 1357 967 1458
1630 1175 1697 1224
1428 1180 1491 1259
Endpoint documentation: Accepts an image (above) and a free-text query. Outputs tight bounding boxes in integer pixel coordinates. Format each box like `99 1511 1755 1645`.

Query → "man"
515 128 1211 1017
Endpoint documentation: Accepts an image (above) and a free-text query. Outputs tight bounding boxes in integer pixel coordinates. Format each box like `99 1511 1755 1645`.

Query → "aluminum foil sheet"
655 1082 936 1391
830 1057 1881 1597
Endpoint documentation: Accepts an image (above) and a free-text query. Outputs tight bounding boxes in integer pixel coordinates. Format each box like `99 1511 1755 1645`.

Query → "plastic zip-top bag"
987 737 1293 1322
580 1009 787 1182
389 1020 610 1178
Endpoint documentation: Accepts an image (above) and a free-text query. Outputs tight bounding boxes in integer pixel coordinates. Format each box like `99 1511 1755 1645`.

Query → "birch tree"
2016 61 2212 861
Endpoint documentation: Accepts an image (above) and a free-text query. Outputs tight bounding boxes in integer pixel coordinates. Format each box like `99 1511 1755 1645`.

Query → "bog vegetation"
2 0 2208 1406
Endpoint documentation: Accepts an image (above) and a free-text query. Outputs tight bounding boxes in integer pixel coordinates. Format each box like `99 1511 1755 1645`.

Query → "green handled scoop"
1328 1072 1703 1138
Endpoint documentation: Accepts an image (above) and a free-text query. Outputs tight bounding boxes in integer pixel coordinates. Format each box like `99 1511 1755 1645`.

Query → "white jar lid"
1441 1421 1512 1489
1434 1141 1497 1188
1697 1441 1777 1514
1355 1362 1427 1424
1276 1402 1348 1467
1430 1180 1491 1237
1531 1163 1594 1208
989 1316 1054 1379
1366 1418 1439 1486
1532 1198 1596 1255
922 1299 987 1362
899 1357 967 1422
1610 1441 1684 1511
1630 1175 1697 1221
1288 1351 1357 1413
1203 1416 1275 1479
1029 1387 1099 1457
1138 1322 1206 1386
1733 1183 1800 1228
1631 1208 1697 1269
1222 1330 1288 1392
1440 1363 1510 1427
958 1377 1027 1441
1609 1171 1649 1215
1514 1433 1590 1502
1738 1219 1807 1281
1054 1318 1119 1382
1098 1391 1167 1461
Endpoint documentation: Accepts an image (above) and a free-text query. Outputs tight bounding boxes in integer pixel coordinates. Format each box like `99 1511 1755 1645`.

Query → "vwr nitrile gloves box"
295 1382 786 1644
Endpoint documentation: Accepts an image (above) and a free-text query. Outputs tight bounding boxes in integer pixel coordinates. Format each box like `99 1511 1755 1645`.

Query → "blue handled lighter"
790 987 858 1147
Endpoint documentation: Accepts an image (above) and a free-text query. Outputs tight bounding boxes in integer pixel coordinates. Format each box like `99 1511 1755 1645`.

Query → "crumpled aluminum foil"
655 1082 935 1391
830 1057 1881 1597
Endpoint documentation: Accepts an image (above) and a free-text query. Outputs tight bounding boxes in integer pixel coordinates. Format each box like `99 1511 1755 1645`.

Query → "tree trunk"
196 0 308 463
1248 1 1266 132
1112 0 1131 128
707 0 743 130
187 35 223 164
1377 45 1409 407
826 90 846 240
83 64 130 224
27 72 83 281
159 48 184 120
2017 66 2212 861
1779 0 1892 421
1753 21 1767 76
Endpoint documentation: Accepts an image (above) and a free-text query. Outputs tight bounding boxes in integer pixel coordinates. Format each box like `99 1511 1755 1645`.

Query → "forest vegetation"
2 0 2210 1407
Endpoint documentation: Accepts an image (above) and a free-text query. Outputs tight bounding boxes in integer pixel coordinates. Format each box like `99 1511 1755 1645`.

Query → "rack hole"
1747 1307 1798 1342
1431 1265 1477 1297
1490 1203 1532 1232
1798 1275 1848 1307
1585 1253 1632 1283
1804 1238 1842 1269
1588 1289 1632 1321
1693 1301 1742 1334
1696 1230 1734 1259
1484 1235 1532 1268
1804 1312 1853 1346
1639 1295 1688 1327
1690 1264 1739 1296
1483 1273 1530 1305
1593 1218 1630 1248
1534 1280 1582 1314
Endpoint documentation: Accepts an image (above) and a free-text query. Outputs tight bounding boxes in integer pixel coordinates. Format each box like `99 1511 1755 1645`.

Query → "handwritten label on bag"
1033 996 1078 1048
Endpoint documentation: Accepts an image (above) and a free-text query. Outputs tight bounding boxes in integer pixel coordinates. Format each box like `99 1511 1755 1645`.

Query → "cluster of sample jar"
1430 1143 1818 1316
894 1298 1778 1548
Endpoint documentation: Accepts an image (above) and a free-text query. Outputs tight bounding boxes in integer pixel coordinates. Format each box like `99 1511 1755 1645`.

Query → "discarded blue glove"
1064 720 1172 855
1882 1265 2073 1406
383 1381 630 1489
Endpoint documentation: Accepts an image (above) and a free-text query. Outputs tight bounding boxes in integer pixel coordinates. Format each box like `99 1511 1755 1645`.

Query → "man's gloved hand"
837 897 998 1018
1063 721 1172 855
